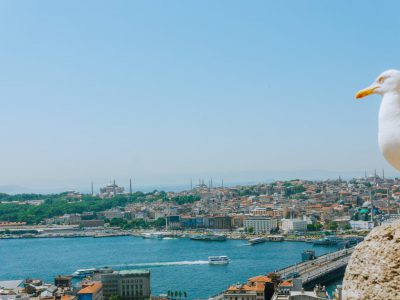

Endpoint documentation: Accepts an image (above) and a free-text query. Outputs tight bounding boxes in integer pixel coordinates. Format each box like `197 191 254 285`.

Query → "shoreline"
0 227 364 242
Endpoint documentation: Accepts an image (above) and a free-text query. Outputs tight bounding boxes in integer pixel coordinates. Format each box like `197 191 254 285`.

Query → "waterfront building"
349 220 374 230
280 219 307 234
77 282 103 300
166 216 181 229
101 270 150 300
0 222 26 228
243 216 278 234
207 216 232 230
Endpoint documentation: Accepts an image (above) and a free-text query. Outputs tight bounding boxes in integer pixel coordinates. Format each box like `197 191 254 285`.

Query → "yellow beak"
355 86 378 99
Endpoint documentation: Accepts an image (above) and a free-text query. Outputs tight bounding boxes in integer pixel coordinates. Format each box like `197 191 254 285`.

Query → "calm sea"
0 237 340 299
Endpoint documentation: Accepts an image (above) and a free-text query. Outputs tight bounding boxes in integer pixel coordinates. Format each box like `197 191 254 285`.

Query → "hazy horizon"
1 1 400 191
0 168 393 194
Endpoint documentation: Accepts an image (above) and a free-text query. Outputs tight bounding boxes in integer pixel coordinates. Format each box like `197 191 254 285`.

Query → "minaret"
129 178 132 195
370 190 374 222
387 188 390 218
91 181 94 196
113 179 116 196
382 168 385 181
190 179 193 190
222 179 224 188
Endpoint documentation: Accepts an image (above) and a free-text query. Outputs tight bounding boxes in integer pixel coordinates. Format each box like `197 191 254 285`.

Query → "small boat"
208 256 230 265
248 237 267 245
190 234 227 241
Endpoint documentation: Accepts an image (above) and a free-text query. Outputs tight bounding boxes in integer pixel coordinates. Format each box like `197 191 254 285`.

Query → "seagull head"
356 69 400 99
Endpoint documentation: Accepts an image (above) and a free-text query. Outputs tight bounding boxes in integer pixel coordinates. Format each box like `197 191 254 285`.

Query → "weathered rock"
342 219 400 299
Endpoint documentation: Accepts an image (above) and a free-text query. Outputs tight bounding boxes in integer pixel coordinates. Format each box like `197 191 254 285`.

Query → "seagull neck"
380 91 400 121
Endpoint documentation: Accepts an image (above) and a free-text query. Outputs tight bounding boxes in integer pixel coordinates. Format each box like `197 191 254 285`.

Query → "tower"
370 190 374 222
129 178 132 195
91 181 94 196
387 188 390 218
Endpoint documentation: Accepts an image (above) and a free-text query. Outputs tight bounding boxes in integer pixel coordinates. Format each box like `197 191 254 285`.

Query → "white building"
243 216 278 234
281 219 308 233
349 220 374 230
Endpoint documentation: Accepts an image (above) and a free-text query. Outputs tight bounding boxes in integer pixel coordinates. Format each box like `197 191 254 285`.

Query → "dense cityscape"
1 173 399 300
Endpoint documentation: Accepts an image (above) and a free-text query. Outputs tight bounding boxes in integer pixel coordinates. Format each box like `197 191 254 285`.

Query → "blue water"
0 237 340 299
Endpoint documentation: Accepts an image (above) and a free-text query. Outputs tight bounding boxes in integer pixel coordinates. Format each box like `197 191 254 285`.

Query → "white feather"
379 91 400 171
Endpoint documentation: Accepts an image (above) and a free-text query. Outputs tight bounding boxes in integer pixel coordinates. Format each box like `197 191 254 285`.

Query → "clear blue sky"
0 1 399 192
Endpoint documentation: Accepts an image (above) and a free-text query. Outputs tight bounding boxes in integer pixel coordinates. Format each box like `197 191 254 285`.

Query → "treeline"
0 192 201 224
0 193 55 202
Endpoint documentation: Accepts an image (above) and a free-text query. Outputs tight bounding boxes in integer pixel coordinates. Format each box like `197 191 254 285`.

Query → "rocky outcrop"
342 220 400 299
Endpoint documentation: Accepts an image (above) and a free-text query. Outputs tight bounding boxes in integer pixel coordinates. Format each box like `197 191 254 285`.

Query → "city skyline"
1 1 400 190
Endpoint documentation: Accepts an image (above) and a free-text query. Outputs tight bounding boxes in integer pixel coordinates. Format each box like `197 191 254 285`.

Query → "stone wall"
342 220 400 299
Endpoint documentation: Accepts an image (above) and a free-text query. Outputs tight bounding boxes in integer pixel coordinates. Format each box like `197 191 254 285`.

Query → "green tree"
327 221 338 231
342 223 351 230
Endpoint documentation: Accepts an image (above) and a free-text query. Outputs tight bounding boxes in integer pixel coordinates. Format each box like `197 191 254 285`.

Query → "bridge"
277 248 353 288
207 248 354 300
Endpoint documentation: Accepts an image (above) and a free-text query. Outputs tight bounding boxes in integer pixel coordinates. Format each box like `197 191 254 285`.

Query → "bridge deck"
277 248 353 284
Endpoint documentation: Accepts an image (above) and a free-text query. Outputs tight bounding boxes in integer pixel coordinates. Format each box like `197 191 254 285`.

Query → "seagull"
356 69 400 171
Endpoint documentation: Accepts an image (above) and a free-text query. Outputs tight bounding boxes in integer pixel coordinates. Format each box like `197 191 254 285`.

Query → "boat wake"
109 260 209 268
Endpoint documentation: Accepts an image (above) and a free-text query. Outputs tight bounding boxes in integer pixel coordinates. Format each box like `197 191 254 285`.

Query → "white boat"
248 237 267 245
142 233 164 239
72 268 97 277
208 256 230 265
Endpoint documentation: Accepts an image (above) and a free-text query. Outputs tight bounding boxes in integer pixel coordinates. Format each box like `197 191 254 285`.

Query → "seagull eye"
378 77 386 84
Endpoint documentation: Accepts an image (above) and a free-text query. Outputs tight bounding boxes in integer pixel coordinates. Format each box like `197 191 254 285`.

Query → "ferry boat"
313 236 342 246
72 266 113 278
208 256 230 265
190 234 227 241
142 233 164 239
248 237 267 245
72 268 97 277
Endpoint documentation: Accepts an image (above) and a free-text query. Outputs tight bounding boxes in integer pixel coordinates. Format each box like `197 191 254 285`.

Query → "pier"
277 248 353 288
